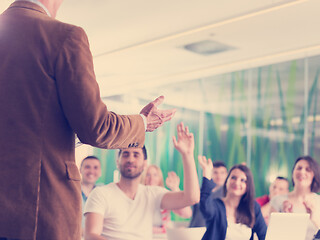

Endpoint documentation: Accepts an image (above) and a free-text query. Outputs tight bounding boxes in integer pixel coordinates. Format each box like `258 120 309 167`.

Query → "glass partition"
93 54 320 201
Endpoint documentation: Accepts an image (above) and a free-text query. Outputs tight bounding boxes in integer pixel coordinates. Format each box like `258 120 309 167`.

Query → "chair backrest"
166 227 206 240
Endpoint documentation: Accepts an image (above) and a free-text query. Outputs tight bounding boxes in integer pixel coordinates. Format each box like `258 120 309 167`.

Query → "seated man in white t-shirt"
84 122 200 240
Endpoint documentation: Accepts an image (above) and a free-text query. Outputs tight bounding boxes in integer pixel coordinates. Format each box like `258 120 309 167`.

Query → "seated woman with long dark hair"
199 159 266 240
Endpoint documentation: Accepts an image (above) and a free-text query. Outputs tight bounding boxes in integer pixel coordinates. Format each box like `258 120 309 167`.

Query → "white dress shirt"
15 0 51 16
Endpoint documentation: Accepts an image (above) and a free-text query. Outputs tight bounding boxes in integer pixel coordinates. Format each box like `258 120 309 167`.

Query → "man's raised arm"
160 122 200 210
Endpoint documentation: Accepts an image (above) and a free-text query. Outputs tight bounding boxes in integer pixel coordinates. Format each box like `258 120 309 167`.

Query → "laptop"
166 227 206 240
265 212 310 240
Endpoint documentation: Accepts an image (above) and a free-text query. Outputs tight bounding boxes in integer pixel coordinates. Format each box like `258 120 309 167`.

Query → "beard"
119 163 144 179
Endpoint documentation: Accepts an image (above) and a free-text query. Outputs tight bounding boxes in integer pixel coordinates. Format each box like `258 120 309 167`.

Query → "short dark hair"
212 160 227 169
275 176 289 183
80 155 100 168
292 156 320 193
118 146 147 160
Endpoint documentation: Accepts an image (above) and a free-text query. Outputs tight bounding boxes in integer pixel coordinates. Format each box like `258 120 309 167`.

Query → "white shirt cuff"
140 114 147 131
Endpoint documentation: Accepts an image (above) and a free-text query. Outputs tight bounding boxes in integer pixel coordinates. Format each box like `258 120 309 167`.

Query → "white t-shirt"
225 222 252 240
270 193 320 240
84 183 168 240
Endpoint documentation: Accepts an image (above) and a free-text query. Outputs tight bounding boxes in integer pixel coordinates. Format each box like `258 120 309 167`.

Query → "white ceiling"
58 0 320 99
1 0 320 102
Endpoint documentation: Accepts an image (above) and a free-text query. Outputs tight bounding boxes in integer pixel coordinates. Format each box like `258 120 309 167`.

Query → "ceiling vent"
183 40 234 56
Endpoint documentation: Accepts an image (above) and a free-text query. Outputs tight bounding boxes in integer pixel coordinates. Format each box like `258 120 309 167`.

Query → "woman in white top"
143 165 192 234
270 155 320 240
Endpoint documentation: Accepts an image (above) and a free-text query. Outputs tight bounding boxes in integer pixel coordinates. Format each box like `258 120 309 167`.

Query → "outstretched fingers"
176 122 183 138
152 96 164 107
185 126 189 135
158 109 177 123
198 155 206 164
173 122 185 145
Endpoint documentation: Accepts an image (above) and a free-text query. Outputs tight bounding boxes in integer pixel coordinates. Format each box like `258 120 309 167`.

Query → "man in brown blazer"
0 0 176 239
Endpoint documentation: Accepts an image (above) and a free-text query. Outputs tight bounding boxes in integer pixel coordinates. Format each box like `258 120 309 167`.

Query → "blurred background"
1 0 320 220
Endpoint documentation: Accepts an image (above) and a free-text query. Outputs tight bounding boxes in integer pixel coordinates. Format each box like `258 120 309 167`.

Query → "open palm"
166 171 180 191
172 122 194 155
198 155 213 179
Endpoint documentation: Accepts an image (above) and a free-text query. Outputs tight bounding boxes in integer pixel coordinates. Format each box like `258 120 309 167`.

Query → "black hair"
275 176 289 183
80 155 100 168
212 160 227 169
118 146 147 160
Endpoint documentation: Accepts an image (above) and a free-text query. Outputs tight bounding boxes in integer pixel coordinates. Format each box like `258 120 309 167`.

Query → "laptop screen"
265 212 310 240
166 227 206 240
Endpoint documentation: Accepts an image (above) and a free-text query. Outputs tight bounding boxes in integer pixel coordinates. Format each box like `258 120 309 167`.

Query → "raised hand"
198 155 213 179
140 96 176 132
282 200 293 213
303 195 320 228
166 171 180 191
172 122 194 156
161 122 200 212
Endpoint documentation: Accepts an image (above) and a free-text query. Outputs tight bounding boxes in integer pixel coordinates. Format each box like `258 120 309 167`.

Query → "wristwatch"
314 230 320 240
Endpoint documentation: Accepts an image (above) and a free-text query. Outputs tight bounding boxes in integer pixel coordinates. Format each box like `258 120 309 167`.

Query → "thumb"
152 96 164 107
172 136 177 147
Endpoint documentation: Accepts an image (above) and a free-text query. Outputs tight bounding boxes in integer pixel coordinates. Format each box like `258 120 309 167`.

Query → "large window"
93 55 320 199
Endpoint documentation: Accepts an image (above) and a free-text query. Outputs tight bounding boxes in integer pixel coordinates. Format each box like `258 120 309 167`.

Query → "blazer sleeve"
251 201 267 240
200 177 218 220
54 26 145 149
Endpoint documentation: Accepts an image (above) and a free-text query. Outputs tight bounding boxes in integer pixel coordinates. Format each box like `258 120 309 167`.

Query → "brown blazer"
0 2 145 239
